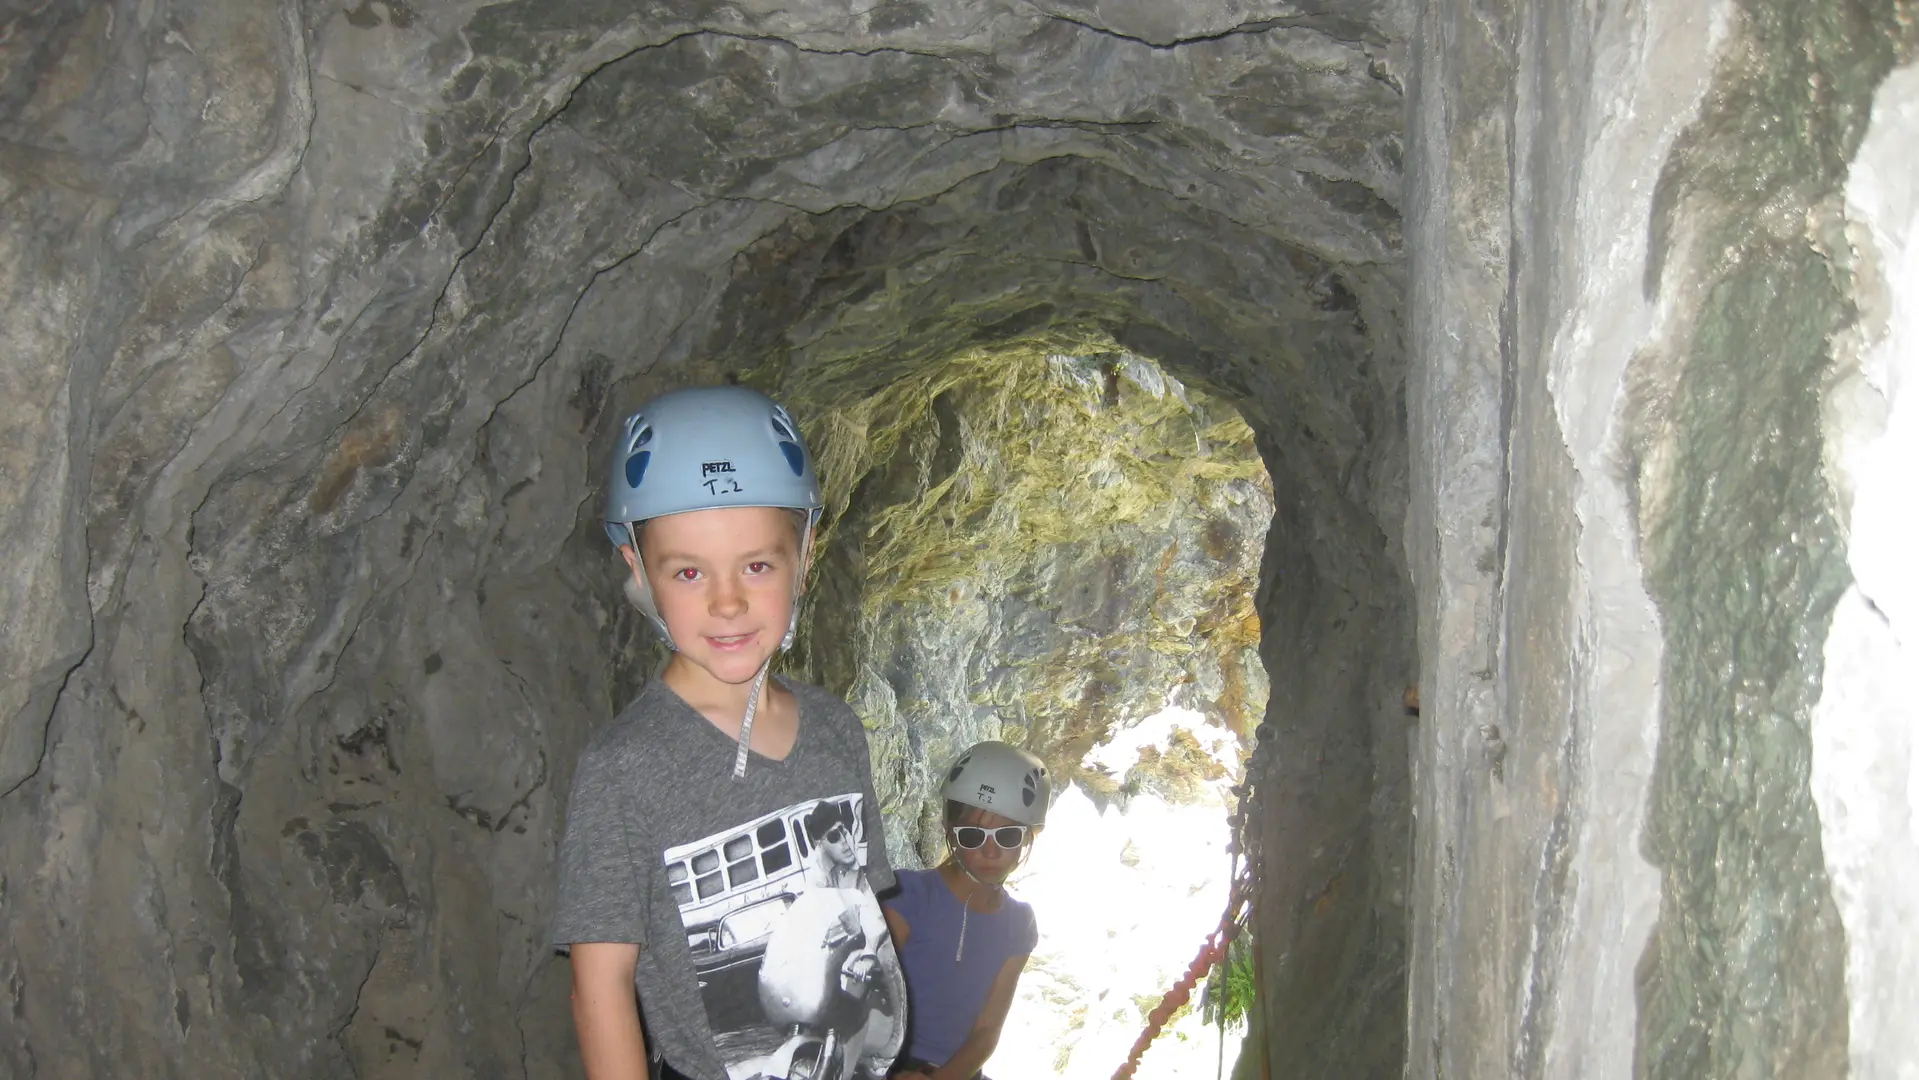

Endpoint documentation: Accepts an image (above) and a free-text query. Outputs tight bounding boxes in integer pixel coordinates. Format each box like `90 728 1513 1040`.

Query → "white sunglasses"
951 825 1030 850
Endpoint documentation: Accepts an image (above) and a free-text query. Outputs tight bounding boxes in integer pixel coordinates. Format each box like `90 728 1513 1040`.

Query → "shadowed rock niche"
0 5 1413 1080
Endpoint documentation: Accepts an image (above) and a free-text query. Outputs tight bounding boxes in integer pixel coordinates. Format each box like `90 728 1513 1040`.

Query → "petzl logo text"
701 460 736 476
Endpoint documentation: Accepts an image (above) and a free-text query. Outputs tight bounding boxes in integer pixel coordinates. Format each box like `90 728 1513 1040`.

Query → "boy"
553 387 904 1080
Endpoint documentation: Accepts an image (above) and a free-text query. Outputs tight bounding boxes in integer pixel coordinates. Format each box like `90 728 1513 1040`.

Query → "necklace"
949 862 1001 965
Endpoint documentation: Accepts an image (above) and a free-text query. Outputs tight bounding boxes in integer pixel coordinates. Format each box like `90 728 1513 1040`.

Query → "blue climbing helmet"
602 386 824 647
603 386 823 532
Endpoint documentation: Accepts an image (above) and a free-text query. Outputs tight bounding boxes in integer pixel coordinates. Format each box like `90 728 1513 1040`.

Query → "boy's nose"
709 577 748 617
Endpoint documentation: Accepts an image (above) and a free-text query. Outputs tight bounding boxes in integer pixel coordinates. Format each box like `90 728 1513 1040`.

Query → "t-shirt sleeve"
550 737 648 948
1016 900 1038 955
882 868 923 921
851 708 897 894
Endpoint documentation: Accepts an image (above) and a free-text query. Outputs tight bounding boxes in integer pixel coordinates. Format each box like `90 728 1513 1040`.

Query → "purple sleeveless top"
884 868 1038 1066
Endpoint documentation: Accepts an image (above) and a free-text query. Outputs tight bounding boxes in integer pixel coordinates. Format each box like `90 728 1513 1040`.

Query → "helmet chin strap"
730 660 772 780
627 523 677 651
731 522 814 781
953 855 1005 891
781 517 817 650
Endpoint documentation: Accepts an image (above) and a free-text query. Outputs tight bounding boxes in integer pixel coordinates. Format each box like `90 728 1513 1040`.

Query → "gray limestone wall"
1406 1 1918 1078
1403 0 1684 1073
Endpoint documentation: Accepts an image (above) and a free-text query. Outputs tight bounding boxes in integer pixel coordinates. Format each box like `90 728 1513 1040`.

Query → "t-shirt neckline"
931 864 1009 916
654 673 806 769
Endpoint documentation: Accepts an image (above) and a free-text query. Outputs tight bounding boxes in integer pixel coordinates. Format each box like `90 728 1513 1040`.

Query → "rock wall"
1403 0 1683 1072
0 3 1414 1078
1406 0 1918 1077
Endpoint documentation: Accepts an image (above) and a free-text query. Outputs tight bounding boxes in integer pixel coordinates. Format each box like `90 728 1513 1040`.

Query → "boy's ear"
619 544 642 575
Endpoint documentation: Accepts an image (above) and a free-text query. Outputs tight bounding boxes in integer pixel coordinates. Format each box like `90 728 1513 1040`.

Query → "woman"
883 742 1051 1080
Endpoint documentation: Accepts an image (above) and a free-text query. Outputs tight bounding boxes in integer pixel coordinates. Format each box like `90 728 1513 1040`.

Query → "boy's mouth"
706 631 759 650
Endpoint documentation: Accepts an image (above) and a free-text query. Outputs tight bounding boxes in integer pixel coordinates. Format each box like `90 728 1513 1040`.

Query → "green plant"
1199 929 1256 1032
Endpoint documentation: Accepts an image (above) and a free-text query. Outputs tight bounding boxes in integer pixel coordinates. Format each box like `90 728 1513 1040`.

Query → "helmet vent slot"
624 450 652 489
778 441 806 476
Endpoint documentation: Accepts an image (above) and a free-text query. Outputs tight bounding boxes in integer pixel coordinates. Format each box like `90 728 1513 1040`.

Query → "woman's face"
950 806 1030 884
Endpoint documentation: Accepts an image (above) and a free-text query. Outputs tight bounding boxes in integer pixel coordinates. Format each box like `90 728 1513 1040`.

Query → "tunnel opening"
1004 703 1252 1080
649 156 1416 1078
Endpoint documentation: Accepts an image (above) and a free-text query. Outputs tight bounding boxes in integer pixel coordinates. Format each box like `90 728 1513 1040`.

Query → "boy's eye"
746 561 773 575
672 567 702 582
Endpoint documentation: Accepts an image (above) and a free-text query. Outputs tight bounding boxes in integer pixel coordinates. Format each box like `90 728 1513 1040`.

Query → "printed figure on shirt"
663 794 904 1080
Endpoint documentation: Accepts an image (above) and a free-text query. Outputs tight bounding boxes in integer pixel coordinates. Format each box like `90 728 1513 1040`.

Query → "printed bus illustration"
664 796 874 1008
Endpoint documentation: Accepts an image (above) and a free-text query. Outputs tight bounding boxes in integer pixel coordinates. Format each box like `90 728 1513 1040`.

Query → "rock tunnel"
3 1 1917 1078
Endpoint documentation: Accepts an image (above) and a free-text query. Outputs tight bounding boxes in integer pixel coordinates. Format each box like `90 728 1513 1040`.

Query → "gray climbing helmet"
941 741 1052 826
602 386 824 646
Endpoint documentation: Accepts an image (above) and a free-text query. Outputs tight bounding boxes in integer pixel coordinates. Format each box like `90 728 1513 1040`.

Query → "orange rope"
1111 755 1264 1080
1109 887 1249 1080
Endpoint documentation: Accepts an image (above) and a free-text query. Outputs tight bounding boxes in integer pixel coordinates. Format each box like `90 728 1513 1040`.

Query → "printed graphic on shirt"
664 793 905 1080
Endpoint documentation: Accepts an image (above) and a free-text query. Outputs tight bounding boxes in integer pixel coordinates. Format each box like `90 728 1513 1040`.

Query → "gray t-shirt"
552 677 902 1080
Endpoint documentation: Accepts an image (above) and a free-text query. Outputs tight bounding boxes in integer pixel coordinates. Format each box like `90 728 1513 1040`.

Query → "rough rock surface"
1405 1 1918 1078
0 2 1412 1077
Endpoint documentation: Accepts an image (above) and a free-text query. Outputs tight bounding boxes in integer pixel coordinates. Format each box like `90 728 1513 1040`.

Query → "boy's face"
621 505 807 686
